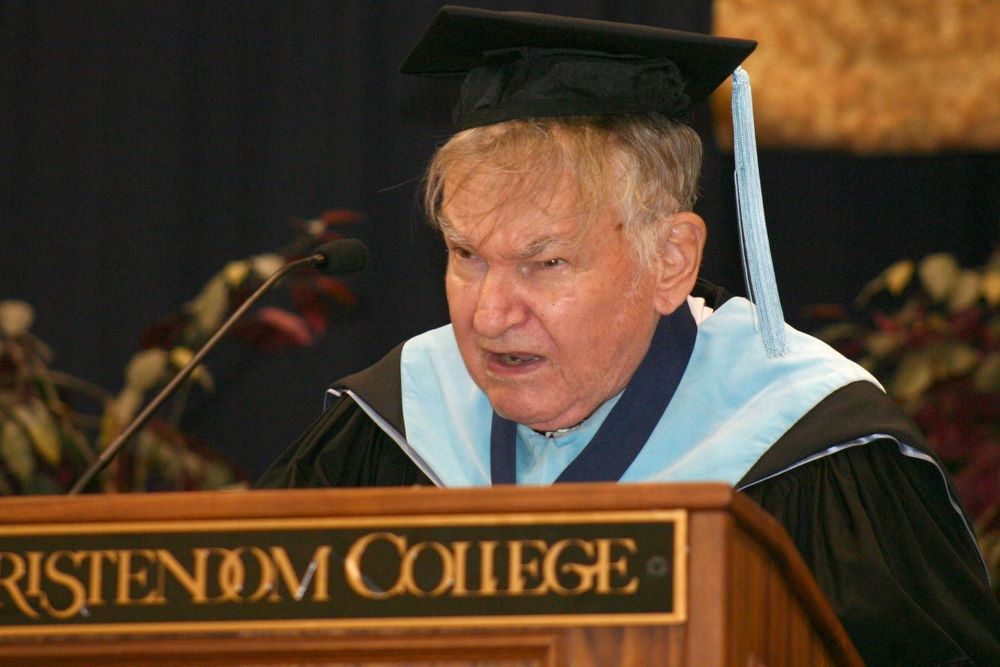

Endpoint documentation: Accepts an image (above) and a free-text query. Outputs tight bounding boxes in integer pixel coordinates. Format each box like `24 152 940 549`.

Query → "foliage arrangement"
813 249 1000 593
0 211 360 495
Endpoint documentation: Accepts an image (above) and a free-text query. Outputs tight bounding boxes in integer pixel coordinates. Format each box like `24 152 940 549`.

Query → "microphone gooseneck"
68 239 368 495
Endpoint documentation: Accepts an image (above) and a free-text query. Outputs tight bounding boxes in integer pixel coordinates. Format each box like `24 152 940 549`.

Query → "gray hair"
424 112 703 272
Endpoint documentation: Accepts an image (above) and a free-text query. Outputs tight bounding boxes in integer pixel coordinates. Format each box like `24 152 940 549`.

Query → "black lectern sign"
0 510 686 637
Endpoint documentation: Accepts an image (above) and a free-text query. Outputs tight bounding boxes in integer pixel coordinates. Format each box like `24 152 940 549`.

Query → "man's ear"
652 211 707 315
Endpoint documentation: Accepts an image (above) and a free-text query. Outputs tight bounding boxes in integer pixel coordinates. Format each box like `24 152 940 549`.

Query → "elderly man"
259 7 999 665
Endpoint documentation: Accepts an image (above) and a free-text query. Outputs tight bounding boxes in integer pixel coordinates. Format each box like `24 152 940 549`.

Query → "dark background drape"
2 1 996 482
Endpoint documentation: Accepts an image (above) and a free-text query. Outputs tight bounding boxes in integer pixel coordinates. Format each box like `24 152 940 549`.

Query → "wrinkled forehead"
439 163 604 246
440 137 623 239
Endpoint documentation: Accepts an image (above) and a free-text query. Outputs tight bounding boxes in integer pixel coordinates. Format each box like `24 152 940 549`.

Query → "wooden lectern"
0 483 860 666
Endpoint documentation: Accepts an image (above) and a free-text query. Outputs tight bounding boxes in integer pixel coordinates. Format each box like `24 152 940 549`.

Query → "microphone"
314 237 369 275
68 239 369 495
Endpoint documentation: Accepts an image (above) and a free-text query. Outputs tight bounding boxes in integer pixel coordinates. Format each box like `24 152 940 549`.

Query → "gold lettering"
0 552 38 619
270 546 331 602
341 532 643 602
506 540 547 595
595 538 638 594
216 548 248 602
155 548 208 603
115 549 162 605
544 539 596 595
344 532 406 600
400 541 453 597
449 541 471 596
40 551 87 618
24 551 43 600
478 540 499 595
84 550 116 607
242 547 274 602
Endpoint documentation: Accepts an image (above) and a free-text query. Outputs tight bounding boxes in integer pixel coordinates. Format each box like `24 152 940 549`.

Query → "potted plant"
0 211 359 494
813 249 1000 596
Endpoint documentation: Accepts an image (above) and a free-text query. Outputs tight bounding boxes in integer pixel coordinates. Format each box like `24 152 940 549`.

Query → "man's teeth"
499 353 540 366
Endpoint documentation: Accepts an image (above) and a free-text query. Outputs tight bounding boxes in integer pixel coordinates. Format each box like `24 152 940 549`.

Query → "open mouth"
496 353 542 366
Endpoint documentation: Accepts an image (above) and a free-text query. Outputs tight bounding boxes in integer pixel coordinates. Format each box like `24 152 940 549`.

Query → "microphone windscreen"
314 239 369 275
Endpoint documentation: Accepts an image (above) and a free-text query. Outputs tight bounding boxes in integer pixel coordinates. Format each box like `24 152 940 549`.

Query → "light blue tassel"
731 66 787 357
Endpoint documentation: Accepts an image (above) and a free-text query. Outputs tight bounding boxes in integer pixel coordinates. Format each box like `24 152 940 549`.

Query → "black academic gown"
258 287 1000 666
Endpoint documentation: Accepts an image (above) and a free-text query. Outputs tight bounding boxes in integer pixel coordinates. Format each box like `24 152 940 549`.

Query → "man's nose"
472 269 528 337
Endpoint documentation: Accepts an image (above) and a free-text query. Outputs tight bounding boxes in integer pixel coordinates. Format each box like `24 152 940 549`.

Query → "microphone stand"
68 253 324 495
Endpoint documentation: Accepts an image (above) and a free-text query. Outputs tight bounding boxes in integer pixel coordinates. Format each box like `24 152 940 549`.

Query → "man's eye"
451 247 475 260
540 258 566 268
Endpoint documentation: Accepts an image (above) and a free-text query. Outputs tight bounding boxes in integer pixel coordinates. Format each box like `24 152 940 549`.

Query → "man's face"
442 170 662 432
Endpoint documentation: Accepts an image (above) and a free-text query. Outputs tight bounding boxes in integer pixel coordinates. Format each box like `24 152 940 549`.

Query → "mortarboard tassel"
731 66 788 357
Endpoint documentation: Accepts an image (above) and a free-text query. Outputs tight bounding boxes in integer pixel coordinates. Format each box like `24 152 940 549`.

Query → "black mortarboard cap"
402 7 788 357
401 5 757 129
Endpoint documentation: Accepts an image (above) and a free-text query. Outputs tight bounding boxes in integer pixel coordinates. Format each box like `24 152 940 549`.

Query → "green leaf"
124 348 168 393
948 270 980 312
187 275 229 334
99 387 144 448
192 365 215 393
150 436 183 484
854 274 887 308
181 449 204 478
60 427 95 467
982 269 1000 307
918 253 959 302
884 260 915 296
250 253 284 279
132 430 158 492
1 420 36 484
118 387 144 427
867 331 902 358
941 342 979 378
11 401 61 466
221 260 250 288
201 460 234 490
891 351 935 400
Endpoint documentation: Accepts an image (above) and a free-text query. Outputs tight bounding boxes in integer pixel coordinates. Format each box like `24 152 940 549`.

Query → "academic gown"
258 284 1000 666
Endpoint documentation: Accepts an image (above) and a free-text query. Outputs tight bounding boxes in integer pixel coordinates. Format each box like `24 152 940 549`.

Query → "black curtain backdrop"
2 1 997 482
